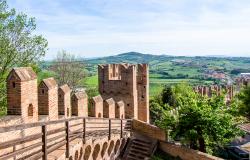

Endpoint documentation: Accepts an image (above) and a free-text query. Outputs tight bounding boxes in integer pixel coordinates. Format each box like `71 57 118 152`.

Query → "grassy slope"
42 52 250 97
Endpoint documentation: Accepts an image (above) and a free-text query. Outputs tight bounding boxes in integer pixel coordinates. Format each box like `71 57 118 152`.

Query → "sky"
7 0 250 59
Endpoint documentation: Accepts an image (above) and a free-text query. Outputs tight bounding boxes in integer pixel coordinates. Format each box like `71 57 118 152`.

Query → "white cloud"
7 0 250 58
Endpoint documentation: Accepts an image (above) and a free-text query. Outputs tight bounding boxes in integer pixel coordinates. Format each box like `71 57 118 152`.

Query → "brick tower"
7 67 38 122
38 77 58 120
98 63 149 122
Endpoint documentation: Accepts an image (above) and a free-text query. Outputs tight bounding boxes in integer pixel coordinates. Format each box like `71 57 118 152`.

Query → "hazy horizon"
8 0 250 59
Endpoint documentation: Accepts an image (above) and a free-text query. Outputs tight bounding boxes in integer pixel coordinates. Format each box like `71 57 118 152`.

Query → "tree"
238 86 250 117
151 83 244 155
50 50 85 89
0 0 48 115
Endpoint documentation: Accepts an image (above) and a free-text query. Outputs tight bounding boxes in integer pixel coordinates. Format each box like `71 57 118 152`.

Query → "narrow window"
12 82 16 88
127 104 130 107
67 108 69 117
28 104 33 117
42 89 45 94
98 113 102 118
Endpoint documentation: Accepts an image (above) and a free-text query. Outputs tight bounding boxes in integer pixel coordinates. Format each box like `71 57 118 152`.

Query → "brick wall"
98 63 149 122
71 91 88 117
103 98 115 118
137 64 149 123
116 101 125 119
38 78 58 120
159 142 222 160
90 95 103 118
58 84 71 118
7 68 38 122
132 119 166 141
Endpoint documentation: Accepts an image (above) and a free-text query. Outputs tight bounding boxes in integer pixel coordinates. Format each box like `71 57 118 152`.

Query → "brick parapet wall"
132 119 166 141
159 141 222 160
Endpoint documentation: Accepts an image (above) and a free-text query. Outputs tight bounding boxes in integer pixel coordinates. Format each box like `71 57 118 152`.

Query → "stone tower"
38 77 58 120
98 63 149 122
58 84 71 118
7 67 38 122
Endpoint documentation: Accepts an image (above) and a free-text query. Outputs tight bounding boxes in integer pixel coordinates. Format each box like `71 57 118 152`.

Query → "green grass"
82 75 98 88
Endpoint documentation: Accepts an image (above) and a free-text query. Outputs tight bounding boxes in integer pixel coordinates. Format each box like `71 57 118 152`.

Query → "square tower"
38 77 58 120
98 63 149 122
7 67 38 122
58 84 71 118
98 64 138 119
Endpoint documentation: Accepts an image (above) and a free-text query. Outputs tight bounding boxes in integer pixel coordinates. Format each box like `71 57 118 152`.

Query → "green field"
41 52 250 97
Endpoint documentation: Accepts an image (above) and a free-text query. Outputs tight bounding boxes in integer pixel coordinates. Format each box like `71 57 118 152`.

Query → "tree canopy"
50 50 85 89
150 83 245 155
0 0 48 114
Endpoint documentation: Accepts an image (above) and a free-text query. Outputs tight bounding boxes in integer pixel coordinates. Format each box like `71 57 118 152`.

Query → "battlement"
194 85 234 103
98 63 149 122
4 64 149 123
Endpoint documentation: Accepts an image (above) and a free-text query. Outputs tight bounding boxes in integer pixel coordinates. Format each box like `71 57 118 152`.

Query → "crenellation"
103 98 115 118
38 77 58 120
90 95 103 118
7 67 38 122
71 91 88 117
98 63 149 122
116 101 125 119
58 84 71 118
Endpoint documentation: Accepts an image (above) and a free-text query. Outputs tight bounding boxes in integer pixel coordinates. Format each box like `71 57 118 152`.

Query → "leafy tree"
0 0 48 115
151 83 244 155
161 86 177 108
237 86 250 117
50 50 85 89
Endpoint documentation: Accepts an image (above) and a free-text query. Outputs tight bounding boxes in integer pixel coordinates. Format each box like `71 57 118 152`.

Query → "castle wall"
137 64 149 123
58 85 71 118
7 76 38 122
116 101 125 119
38 78 58 120
71 91 88 117
103 98 115 118
98 64 149 121
90 95 103 118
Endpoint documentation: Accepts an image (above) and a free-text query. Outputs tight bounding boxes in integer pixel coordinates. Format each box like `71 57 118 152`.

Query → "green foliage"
150 83 245 156
237 86 250 117
0 0 48 114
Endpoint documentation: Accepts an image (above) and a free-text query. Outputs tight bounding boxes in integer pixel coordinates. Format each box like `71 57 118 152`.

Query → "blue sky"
8 0 250 59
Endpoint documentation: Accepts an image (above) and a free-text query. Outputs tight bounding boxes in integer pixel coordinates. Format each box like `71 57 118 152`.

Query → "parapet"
7 67 37 82
73 91 88 100
103 98 115 118
59 84 71 94
90 95 103 118
40 77 57 89
72 91 88 117
116 100 125 119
